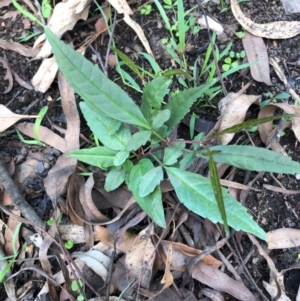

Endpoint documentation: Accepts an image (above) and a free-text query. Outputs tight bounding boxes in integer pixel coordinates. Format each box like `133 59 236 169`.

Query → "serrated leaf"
80 102 131 151
139 166 164 197
129 159 165 228
141 76 171 122
45 27 150 128
163 142 185 165
104 168 125 191
113 150 130 166
152 109 170 129
205 145 300 175
68 147 117 170
127 131 151 151
165 167 266 240
163 80 216 130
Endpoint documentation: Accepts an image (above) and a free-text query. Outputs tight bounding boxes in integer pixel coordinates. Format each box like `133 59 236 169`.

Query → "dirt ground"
1 0 300 300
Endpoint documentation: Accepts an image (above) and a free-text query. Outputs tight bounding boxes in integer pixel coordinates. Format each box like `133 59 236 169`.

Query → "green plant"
42 26 300 241
64 239 74 249
71 279 85 301
140 4 152 15
260 92 290 108
15 106 48 146
163 0 177 10
222 50 245 72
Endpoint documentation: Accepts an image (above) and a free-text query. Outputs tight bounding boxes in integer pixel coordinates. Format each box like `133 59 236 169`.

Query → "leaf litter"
2 0 300 300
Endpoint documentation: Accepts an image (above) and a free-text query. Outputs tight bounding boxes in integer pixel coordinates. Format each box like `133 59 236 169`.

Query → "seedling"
71 279 85 301
163 0 177 10
260 92 290 108
222 50 245 72
140 4 152 15
64 239 74 249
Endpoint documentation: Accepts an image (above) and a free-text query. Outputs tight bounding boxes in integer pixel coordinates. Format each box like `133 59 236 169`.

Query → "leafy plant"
43 26 300 241
222 50 246 72
260 92 290 108
71 279 85 301
140 4 152 15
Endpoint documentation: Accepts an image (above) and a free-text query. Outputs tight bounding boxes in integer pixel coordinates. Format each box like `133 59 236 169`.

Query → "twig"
0 161 44 230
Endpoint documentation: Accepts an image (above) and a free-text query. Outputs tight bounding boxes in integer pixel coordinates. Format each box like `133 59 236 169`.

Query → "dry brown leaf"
125 224 155 289
0 106 40 132
197 15 224 35
263 184 300 195
12 70 33 90
107 0 153 56
242 32 272 85
95 226 222 269
258 103 300 145
34 0 91 59
231 0 300 39
4 208 20 256
192 262 256 301
201 288 225 301
58 224 85 243
16 122 66 152
263 276 291 301
0 39 38 57
0 57 13 94
0 0 11 8
267 228 300 249
3 11 20 21
31 57 58 93
218 92 261 145
95 6 111 34
44 72 79 208
79 176 110 223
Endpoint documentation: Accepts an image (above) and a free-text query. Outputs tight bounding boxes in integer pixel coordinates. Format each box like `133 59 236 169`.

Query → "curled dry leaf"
0 106 40 132
242 33 272 85
0 39 38 57
267 228 300 249
192 262 256 301
258 103 300 145
197 16 224 35
231 0 300 39
0 57 13 94
34 0 91 59
125 224 155 289
218 92 261 145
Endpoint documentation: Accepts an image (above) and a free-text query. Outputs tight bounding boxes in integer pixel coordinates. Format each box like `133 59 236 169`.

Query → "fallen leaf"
2 11 19 21
4 208 20 256
44 72 79 208
16 122 66 152
280 0 300 14
218 92 261 145
0 39 38 57
35 0 91 59
263 184 300 195
0 106 39 132
31 57 58 93
0 57 13 94
58 224 85 243
242 32 272 85
231 0 300 39
197 15 224 35
0 0 11 8
267 228 300 249
192 262 256 301
95 6 111 34
263 274 291 301
125 224 155 289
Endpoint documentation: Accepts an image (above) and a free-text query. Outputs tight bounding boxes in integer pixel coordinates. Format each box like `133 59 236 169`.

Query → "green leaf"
129 159 165 227
105 168 125 191
44 27 150 128
208 154 229 236
163 81 216 130
141 76 171 122
163 142 185 165
113 150 130 166
205 145 300 175
152 109 170 129
165 167 266 240
80 103 132 151
179 152 196 170
151 125 168 144
139 166 164 197
127 131 151 151
68 147 117 170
